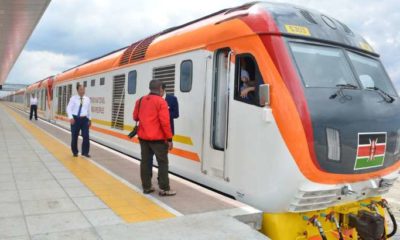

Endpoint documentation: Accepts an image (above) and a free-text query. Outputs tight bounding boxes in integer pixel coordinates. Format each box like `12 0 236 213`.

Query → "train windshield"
289 42 398 96
289 43 358 88
347 52 397 96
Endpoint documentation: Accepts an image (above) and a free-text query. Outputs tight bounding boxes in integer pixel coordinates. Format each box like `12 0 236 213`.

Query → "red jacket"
133 93 173 141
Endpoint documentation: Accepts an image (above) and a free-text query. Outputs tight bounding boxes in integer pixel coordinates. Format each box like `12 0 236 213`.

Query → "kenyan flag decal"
354 132 387 170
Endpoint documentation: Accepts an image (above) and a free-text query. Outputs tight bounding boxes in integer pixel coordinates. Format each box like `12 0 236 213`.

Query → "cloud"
5 0 400 91
26 0 247 58
5 50 83 84
6 0 247 85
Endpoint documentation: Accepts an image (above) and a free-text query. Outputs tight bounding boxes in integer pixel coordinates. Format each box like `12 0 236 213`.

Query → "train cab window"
128 70 137 94
91 79 95 87
180 60 192 92
100 77 105 86
234 55 263 106
289 43 358 88
83 81 87 87
347 52 397 96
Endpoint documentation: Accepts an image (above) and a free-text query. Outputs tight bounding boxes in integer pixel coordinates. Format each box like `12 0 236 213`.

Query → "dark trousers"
70 116 90 155
29 105 37 120
148 136 174 178
148 149 155 179
139 140 170 191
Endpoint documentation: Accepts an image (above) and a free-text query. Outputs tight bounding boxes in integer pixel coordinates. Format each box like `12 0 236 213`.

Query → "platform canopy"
0 0 51 88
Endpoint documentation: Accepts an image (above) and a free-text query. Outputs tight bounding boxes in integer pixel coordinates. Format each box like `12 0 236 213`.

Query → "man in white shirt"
29 93 38 120
66 83 92 157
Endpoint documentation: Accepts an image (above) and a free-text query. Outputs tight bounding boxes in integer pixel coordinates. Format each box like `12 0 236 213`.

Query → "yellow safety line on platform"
2 104 175 223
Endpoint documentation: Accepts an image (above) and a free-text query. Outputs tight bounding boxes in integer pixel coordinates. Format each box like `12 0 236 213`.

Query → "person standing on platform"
29 93 38 120
66 83 92 158
148 83 179 178
133 80 176 196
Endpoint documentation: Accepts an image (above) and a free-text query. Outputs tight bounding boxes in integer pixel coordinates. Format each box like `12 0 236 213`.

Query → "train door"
50 86 60 123
44 89 47 111
225 53 273 200
55 87 61 115
201 48 232 181
41 89 45 111
61 86 67 116
25 93 29 108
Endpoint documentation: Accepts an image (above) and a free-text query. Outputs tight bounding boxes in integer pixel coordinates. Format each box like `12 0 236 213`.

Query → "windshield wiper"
367 87 395 103
336 84 358 89
329 84 358 99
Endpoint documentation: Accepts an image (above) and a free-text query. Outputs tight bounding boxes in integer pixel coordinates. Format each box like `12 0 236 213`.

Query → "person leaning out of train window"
66 83 92 158
133 80 176 197
29 93 38 121
148 83 179 179
239 60 256 100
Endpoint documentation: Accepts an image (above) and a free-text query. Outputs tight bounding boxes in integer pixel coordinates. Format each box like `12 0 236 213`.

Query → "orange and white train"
3 2 399 239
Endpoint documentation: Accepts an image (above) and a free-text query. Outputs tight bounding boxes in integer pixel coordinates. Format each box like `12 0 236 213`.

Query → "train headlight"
394 129 400 155
326 128 341 161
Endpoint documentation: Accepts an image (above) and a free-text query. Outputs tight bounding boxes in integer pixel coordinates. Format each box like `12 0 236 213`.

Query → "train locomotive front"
251 3 400 239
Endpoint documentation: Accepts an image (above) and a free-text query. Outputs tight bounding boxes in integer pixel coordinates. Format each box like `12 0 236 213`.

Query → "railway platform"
0 102 267 240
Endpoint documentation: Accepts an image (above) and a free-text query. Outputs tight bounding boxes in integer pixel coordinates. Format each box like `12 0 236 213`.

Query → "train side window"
91 79 95 87
128 70 137 94
83 81 87 88
100 77 105 86
180 60 192 92
234 54 263 106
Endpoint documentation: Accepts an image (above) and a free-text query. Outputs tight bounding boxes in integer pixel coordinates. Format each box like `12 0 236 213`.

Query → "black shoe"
82 154 91 158
143 187 155 194
73 153 78 157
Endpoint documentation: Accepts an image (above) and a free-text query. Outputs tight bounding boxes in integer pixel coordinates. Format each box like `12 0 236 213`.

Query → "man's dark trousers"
139 140 170 191
29 105 37 120
70 116 90 155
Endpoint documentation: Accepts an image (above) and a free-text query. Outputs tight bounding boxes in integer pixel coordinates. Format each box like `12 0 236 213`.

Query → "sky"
5 0 400 91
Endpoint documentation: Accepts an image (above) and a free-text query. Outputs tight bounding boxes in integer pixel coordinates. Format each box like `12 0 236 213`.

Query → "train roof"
26 76 54 91
260 2 375 53
16 88 26 94
54 1 376 84
26 81 41 91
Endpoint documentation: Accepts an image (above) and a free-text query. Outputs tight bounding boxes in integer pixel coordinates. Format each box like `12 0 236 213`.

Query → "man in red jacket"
133 80 176 196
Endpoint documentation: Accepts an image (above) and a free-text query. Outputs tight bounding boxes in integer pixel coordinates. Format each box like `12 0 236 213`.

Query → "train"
2 2 399 239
